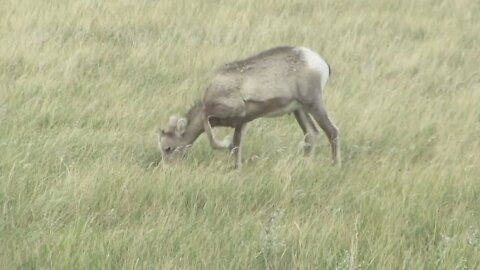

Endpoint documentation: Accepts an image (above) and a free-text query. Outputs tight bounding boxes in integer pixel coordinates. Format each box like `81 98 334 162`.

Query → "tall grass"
1 0 479 269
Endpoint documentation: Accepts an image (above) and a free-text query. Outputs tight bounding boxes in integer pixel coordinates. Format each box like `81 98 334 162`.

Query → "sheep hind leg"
294 110 318 155
306 101 341 166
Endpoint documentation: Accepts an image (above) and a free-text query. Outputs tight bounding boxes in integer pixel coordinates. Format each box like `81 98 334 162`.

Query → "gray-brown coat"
158 46 340 168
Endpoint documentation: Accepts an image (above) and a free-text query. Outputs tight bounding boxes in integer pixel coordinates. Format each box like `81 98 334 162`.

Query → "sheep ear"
168 115 179 128
176 117 187 135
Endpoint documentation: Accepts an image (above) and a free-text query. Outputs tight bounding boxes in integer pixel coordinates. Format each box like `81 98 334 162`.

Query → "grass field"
1 0 480 269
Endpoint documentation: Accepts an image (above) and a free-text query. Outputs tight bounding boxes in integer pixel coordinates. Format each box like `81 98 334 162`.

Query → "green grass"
1 0 480 269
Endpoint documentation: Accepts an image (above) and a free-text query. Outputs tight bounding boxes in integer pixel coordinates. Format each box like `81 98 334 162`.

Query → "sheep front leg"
203 116 231 150
230 125 245 169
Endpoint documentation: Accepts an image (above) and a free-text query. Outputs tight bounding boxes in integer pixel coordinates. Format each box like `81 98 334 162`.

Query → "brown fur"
158 46 341 168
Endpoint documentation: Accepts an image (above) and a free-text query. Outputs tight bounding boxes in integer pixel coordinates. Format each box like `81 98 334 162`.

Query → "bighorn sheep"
158 46 340 168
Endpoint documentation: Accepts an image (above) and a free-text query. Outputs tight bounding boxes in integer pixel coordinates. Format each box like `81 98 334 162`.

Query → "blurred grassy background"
1 0 479 269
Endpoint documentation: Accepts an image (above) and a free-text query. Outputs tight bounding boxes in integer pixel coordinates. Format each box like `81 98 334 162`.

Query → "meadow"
1 0 480 269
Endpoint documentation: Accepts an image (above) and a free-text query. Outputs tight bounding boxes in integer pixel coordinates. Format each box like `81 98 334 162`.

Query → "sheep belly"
262 100 301 118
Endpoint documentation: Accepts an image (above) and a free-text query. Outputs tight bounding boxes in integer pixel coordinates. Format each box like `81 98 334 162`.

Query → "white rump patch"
295 47 330 90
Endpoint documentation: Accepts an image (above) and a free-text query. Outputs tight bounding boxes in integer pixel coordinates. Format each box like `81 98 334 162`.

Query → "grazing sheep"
158 46 340 168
